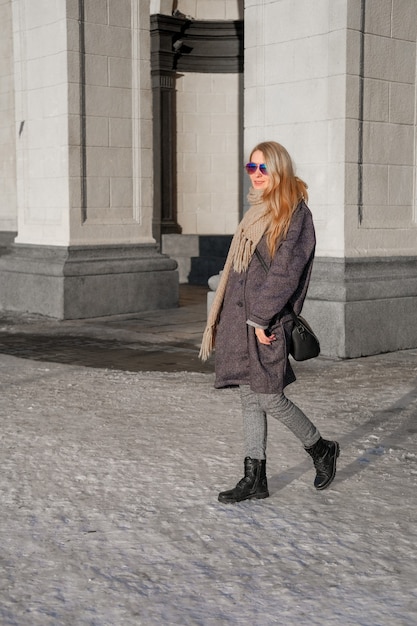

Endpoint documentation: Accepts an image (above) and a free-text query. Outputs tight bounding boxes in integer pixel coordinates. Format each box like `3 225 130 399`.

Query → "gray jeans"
240 385 321 460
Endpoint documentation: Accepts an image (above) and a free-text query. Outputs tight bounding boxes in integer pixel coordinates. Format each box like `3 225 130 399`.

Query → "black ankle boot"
305 438 340 490
218 457 269 503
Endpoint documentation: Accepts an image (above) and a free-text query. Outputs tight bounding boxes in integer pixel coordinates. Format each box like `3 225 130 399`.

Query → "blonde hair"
250 141 308 258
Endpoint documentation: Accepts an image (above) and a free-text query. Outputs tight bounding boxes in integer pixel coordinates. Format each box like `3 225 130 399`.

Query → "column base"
303 256 417 358
0 243 179 319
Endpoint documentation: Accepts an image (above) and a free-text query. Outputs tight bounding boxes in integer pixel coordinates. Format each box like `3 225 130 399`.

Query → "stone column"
150 14 185 241
244 0 417 358
0 0 17 249
0 0 178 319
151 70 181 240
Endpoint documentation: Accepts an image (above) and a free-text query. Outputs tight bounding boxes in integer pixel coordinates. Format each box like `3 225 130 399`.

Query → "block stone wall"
244 0 417 357
0 0 16 235
176 72 242 237
0 0 178 319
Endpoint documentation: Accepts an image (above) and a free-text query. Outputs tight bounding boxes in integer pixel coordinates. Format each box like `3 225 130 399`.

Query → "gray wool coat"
214 201 316 394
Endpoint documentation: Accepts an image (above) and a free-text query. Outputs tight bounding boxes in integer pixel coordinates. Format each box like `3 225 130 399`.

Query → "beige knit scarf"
199 188 271 361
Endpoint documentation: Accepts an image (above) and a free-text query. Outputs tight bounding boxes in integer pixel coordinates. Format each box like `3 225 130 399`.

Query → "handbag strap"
254 248 298 324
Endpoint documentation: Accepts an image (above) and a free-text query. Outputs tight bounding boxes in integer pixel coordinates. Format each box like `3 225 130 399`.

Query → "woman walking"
200 141 339 503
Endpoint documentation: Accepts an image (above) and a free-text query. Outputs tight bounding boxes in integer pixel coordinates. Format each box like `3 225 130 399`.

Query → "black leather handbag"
288 310 320 361
254 249 320 361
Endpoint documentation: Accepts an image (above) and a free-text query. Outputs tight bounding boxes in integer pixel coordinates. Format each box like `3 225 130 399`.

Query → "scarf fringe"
233 236 256 273
199 325 215 362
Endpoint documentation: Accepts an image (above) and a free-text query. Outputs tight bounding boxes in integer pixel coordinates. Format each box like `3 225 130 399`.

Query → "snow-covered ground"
1 349 417 625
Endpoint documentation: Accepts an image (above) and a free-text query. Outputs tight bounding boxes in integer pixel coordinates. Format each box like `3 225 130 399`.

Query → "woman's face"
247 150 269 190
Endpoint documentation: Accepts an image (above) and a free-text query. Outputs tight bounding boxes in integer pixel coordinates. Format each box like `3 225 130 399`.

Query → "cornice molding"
150 14 243 73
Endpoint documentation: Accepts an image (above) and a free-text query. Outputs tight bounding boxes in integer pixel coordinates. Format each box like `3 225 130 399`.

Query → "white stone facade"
244 0 417 259
243 0 417 356
162 1 244 237
176 71 241 235
11 0 154 247
0 0 17 234
0 0 178 319
0 0 416 355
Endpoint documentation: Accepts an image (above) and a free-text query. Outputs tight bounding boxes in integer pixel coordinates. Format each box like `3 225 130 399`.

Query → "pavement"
0 284 214 374
1 284 417 625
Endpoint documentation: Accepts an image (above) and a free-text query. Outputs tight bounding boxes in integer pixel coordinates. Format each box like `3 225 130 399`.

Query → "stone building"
0 0 416 358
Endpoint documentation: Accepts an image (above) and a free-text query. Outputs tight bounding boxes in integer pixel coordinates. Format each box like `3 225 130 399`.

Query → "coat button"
237 301 243 307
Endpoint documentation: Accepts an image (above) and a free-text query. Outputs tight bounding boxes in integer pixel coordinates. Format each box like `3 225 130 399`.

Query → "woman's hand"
255 328 276 345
